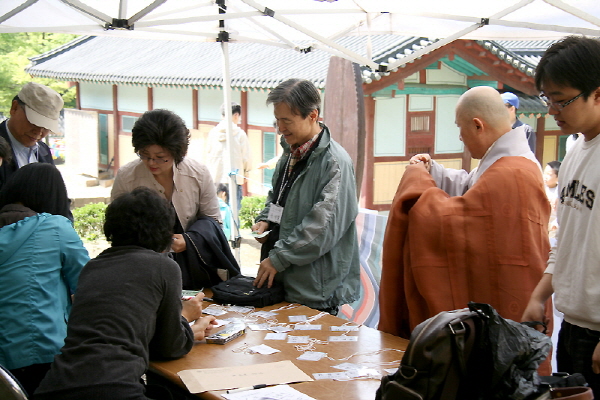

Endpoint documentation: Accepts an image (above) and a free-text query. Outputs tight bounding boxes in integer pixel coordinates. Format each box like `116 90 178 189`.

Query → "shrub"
239 195 266 229
73 202 107 241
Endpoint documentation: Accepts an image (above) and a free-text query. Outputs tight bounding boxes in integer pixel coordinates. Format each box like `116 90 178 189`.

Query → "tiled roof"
27 34 421 90
27 34 550 114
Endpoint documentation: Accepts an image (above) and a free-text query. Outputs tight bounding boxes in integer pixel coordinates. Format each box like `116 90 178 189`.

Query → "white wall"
153 87 194 127
198 88 241 123
80 82 113 111
435 95 463 154
118 85 147 114
374 96 406 157
247 91 273 127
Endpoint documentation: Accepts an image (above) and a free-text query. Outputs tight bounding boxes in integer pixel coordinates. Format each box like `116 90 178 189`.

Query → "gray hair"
267 79 321 119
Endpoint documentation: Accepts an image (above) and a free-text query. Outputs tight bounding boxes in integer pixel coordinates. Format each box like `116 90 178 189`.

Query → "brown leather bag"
550 387 594 399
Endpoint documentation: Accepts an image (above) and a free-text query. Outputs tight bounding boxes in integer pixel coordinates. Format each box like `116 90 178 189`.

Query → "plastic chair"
0 365 28 400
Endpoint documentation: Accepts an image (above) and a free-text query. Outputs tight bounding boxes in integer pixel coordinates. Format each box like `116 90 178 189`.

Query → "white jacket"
206 121 252 185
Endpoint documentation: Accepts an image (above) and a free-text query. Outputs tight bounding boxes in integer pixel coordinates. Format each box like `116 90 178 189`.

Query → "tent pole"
219 0 241 263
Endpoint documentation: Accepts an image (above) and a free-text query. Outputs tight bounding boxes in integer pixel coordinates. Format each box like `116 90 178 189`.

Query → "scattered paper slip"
203 307 228 316
270 325 293 333
297 351 326 361
249 344 280 354
313 372 349 380
178 360 313 393
332 362 360 371
331 325 359 331
213 319 230 328
227 305 254 314
328 335 358 342
287 335 310 344
247 323 270 331
222 384 316 400
294 324 322 331
384 368 398 375
251 311 278 318
288 315 308 322
265 332 287 340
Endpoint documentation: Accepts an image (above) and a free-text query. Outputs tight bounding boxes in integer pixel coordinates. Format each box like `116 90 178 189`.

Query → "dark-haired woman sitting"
35 187 217 400
0 163 89 396
111 109 240 289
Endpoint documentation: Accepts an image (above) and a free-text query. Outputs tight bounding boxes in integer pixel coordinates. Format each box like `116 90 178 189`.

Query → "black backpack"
211 275 285 308
376 302 551 400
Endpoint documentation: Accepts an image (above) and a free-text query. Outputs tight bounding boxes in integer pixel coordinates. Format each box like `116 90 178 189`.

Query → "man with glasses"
501 92 536 153
0 82 64 190
523 36 600 398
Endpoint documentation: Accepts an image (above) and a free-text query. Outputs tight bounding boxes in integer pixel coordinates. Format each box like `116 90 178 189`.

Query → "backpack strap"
440 317 477 399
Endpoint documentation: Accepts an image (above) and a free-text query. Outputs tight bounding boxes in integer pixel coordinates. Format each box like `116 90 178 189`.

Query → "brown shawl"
379 157 552 340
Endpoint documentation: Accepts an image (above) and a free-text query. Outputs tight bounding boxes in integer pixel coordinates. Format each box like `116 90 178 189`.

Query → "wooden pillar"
75 82 81 110
112 84 120 175
362 95 375 209
241 90 248 133
536 115 546 161
147 87 153 111
192 89 199 129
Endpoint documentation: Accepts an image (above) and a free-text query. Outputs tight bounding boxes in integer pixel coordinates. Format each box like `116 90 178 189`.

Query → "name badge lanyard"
268 154 293 224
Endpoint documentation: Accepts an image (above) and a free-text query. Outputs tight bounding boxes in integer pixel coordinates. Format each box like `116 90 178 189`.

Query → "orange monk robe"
379 157 552 340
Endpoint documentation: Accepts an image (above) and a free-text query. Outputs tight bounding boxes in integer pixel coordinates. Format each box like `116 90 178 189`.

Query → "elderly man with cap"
502 91 536 153
0 82 64 190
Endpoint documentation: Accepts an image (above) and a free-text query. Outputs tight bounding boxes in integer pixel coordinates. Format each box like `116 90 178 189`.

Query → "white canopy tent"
2 0 599 247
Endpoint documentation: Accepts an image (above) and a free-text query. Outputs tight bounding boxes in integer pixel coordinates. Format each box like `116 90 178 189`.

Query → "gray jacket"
256 125 360 309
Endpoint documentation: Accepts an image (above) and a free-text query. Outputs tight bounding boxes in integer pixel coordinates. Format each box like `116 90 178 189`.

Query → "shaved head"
455 86 513 158
456 86 512 131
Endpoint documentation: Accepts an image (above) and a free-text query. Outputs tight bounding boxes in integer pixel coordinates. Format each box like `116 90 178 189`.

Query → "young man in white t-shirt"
523 36 600 396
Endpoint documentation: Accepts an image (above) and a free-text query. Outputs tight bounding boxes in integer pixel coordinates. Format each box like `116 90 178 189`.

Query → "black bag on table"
211 275 285 308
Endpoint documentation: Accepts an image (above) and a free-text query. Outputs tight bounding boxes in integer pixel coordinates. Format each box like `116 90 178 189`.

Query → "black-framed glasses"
539 92 584 111
137 153 170 164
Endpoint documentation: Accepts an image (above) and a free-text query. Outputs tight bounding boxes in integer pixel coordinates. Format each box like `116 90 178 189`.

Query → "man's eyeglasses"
137 153 170 164
539 92 584 111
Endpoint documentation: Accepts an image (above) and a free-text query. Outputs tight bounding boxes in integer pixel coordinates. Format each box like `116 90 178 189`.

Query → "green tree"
0 32 78 117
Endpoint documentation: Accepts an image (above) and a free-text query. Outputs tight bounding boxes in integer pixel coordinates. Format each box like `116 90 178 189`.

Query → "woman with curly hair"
0 163 89 396
35 187 217 400
111 110 240 289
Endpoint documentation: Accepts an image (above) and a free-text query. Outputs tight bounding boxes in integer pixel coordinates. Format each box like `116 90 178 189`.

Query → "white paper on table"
270 325 293 333
332 362 360 371
178 360 313 393
313 372 349 380
288 315 307 322
213 319 230 328
287 335 310 344
248 344 280 354
264 332 287 340
251 311 278 318
294 324 321 331
296 351 326 361
203 307 228 316
328 335 358 342
330 325 359 331
222 384 316 400
384 368 398 375
227 306 255 314
247 323 270 331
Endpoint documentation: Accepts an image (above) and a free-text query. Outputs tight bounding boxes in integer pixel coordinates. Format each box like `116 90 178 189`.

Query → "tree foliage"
0 32 79 117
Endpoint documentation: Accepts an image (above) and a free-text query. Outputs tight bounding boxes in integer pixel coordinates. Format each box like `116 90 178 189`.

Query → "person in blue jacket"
0 163 89 396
